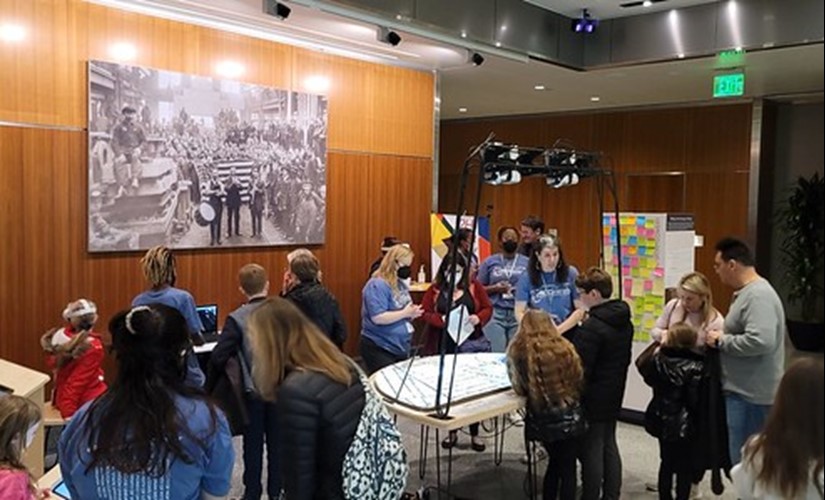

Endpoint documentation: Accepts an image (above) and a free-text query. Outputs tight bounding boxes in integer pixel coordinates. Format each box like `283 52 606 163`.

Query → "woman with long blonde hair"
246 297 366 499
508 309 585 500
651 271 724 347
360 244 423 374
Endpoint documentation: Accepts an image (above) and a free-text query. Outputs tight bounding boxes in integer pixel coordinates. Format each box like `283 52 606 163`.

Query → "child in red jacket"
41 299 108 419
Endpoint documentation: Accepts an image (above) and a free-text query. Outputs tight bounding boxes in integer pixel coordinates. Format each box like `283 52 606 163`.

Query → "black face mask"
77 320 94 331
396 266 412 280
502 240 518 253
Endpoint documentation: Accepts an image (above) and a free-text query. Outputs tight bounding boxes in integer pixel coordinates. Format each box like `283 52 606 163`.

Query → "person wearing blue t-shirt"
478 226 529 352
132 245 206 387
515 234 585 335
59 304 234 500
359 244 423 374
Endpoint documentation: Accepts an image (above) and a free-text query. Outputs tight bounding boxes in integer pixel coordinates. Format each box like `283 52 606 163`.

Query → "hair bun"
125 306 153 335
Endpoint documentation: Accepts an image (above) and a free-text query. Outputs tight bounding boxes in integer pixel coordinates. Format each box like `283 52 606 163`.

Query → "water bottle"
417 265 426 283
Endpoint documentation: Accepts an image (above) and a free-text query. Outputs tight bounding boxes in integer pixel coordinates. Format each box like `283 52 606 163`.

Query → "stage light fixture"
571 9 598 34
263 0 291 20
377 27 402 46
471 52 485 66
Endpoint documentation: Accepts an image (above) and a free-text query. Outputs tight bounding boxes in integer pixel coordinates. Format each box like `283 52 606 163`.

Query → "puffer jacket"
284 281 347 349
638 346 705 442
571 299 634 422
41 327 108 418
277 368 366 500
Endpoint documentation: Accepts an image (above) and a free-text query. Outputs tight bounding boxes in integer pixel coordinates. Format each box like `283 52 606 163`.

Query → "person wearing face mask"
651 272 724 349
478 226 530 352
0 396 49 500
40 298 108 419
515 234 585 335
420 250 493 451
359 244 423 374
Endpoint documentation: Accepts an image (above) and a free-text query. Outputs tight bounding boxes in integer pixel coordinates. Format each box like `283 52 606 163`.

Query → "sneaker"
645 482 658 492
470 436 486 452
507 411 524 427
519 446 547 464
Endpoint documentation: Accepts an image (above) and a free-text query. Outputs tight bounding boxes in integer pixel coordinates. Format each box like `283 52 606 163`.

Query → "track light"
471 52 484 66
263 0 291 20
571 9 598 33
377 27 401 46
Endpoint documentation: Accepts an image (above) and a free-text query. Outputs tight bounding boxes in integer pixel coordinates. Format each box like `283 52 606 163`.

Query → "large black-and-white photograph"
88 60 327 252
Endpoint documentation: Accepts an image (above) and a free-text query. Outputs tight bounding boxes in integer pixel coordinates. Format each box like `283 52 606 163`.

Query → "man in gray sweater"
706 237 785 464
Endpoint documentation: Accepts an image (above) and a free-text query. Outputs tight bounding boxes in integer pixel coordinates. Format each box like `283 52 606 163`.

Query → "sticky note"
645 219 656 229
629 236 638 246
644 280 654 292
643 317 656 330
622 266 631 278
632 280 644 296
640 267 651 279
653 267 665 278
653 280 665 296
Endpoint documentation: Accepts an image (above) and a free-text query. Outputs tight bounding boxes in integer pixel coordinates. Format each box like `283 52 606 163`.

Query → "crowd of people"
1 214 822 500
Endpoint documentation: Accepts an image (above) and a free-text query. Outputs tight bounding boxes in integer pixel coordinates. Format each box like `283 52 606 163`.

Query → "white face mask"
401 277 412 287
24 421 40 449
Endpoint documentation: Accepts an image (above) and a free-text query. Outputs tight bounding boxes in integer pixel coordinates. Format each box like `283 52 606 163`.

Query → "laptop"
196 304 219 342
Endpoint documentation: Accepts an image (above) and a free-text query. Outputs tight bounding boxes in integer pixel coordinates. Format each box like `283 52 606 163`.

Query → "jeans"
725 392 771 464
579 420 622 500
542 438 579 500
658 439 692 500
359 336 407 375
243 397 281 499
484 307 518 353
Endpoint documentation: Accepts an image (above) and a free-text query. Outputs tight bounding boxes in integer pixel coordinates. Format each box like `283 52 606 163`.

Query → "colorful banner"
429 213 490 281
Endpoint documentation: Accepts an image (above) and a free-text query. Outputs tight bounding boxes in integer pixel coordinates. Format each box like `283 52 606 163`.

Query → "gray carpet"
227 418 738 499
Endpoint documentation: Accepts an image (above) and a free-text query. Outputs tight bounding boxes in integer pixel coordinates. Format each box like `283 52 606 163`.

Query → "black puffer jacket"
638 346 705 442
571 299 634 422
285 281 347 349
277 368 366 500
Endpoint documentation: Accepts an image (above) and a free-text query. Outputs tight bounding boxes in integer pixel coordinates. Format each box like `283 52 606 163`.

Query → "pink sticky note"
630 256 639 267
622 266 631 277
644 280 653 291
653 268 665 278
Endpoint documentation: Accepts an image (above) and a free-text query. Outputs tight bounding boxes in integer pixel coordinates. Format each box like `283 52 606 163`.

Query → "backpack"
342 362 409 500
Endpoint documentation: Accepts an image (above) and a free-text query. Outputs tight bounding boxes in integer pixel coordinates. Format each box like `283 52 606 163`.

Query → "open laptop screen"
196 304 218 336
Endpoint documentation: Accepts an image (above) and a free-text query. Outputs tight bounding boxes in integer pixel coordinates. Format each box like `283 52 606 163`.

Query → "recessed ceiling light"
677 53 685 58
458 107 468 113
590 96 601 102
643 0 653 7
460 31 467 38
534 85 546 91
500 25 507 32
495 41 502 47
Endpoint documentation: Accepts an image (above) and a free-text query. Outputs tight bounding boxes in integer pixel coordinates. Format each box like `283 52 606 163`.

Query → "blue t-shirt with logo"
59 397 235 500
515 267 580 325
361 277 413 357
477 253 529 310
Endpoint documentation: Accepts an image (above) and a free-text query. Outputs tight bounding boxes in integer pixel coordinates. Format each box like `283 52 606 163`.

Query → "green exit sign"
713 73 745 98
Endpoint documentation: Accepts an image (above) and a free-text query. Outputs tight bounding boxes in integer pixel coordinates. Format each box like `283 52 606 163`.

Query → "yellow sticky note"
644 300 655 312
640 267 652 279
632 280 644 296
643 317 656 330
645 219 656 229
652 280 665 296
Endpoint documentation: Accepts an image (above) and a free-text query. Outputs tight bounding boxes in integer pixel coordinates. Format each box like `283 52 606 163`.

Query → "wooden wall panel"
0 127 433 370
440 103 753 314
0 0 435 372
0 0 433 158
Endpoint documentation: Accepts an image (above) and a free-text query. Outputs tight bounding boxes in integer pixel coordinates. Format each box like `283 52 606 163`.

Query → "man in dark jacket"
284 253 347 349
572 267 634 500
210 263 277 500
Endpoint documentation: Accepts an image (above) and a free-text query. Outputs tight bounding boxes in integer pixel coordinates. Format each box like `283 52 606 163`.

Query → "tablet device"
196 304 219 339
